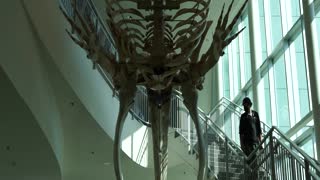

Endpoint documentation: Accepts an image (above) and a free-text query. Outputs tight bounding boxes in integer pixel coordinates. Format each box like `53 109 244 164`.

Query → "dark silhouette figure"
239 97 262 162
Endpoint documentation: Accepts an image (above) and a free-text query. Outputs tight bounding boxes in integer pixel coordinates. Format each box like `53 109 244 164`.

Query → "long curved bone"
174 22 207 50
107 8 145 20
148 89 171 180
181 81 207 180
190 21 213 62
60 5 117 74
123 27 145 40
172 0 210 21
172 0 210 30
166 38 201 68
113 67 137 180
197 0 248 76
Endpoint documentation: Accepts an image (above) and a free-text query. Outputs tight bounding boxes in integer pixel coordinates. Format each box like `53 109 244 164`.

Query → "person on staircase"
239 97 262 164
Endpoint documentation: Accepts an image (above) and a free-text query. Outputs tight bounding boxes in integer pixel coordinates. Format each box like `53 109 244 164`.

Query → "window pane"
288 0 302 28
263 73 272 126
316 11 320 57
258 0 268 61
247 88 253 100
243 16 252 83
291 32 310 118
231 37 241 96
223 53 230 99
274 56 290 132
267 0 283 49
301 138 315 158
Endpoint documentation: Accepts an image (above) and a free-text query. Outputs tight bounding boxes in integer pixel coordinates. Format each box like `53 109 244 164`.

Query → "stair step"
175 129 248 179
211 166 244 174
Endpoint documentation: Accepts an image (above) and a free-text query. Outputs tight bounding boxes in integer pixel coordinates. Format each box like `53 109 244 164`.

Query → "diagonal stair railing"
172 92 320 180
171 91 250 179
247 126 320 180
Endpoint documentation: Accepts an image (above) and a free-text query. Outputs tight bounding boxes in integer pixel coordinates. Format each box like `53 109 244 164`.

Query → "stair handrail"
246 126 320 179
174 106 248 179
172 91 248 154
208 97 241 116
174 93 248 155
272 126 320 172
208 96 272 134
136 127 149 165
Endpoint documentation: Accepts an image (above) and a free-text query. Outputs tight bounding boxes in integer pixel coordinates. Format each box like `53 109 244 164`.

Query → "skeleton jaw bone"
113 70 137 180
148 88 172 180
181 81 208 180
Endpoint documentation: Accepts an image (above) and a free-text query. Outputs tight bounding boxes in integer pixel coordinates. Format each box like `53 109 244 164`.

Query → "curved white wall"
21 0 142 140
0 0 64 166
0 68 61 180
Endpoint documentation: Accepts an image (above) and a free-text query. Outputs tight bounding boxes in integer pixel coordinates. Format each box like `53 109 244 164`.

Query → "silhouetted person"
239 97 262 163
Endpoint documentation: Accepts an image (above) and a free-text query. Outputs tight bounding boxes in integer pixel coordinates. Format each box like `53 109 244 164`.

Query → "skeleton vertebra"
61 0 248 179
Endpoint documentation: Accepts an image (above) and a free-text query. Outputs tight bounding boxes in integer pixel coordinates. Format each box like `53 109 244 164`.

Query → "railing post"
243 156 248 180
206 116 208 142
269 131 276 180
290 144 296 180
187 114 191 151
225 138 229 180
305 159 311 180
205 116 209 165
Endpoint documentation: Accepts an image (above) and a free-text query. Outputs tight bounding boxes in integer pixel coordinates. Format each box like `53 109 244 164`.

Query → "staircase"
207 131 244 180
171 94 320 180
176 128 246 180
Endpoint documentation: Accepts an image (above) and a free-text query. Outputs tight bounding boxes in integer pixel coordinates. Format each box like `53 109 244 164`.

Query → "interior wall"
20 0 143 140
0 0 65 165
0 68 61 180
0 0 149 175
198 69 215 113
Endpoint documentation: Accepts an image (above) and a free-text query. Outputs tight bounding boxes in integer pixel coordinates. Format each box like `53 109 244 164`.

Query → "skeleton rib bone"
61 0 248 179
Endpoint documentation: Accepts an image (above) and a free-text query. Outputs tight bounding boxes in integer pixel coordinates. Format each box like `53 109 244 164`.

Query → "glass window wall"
243 16 252 83
232 37 241 96
263 73 272 126
258 0 268 61
316 11 320 57
222 53 230 99
273 56 290 132
287 0 302 30
290 33 310 119
216 0 319 158
266 0 283 50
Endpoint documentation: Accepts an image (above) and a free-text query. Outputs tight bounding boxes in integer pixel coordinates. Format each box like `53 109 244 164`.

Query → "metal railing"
173 93 320 180
207 96 271 142
172 93 249 179
135 127 149 165
247 126 320 180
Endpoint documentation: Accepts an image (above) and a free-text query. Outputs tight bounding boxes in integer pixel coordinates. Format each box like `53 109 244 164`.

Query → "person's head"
242 97 252 112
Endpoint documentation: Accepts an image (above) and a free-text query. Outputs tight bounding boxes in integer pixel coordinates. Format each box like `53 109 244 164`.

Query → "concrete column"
302 0 320 160
248 0 266 120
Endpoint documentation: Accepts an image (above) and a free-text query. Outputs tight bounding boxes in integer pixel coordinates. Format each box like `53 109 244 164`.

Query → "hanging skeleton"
61 0 248 179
